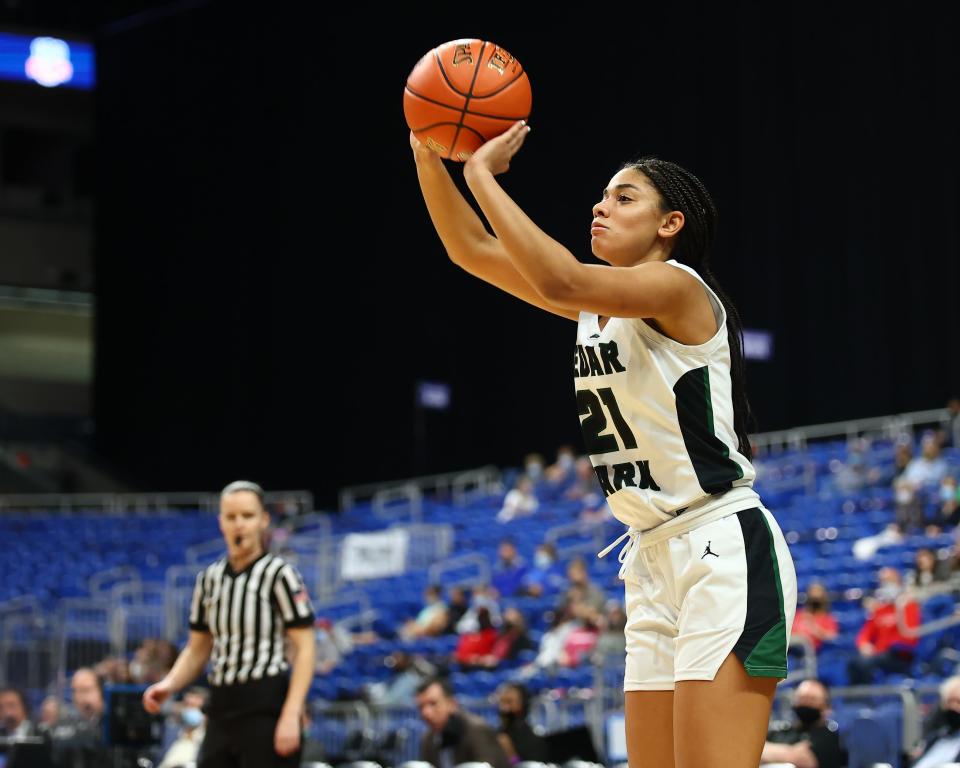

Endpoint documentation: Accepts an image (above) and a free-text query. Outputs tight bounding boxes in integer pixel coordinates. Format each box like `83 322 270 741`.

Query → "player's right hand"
409 131 439 162
142 679 172 714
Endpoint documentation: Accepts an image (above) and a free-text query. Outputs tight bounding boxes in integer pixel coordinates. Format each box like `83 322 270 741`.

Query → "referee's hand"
142 680 172 714
274 711 301 756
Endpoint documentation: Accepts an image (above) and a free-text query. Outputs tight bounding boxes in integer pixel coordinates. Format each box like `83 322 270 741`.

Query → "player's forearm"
463 165 579 300
281 637 315 718
162 645 209 692
415 153 496 263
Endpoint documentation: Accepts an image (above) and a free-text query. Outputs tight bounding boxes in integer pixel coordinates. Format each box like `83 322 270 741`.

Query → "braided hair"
623 156 755 460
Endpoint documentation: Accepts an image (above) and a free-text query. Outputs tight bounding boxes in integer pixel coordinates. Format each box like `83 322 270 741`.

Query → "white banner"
340 529 410 581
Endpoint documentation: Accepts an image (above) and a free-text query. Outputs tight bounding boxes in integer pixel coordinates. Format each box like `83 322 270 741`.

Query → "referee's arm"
274 626 316 756
143 630 213 713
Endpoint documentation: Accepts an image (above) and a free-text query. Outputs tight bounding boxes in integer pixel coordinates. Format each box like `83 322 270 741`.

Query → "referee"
143 481 316 767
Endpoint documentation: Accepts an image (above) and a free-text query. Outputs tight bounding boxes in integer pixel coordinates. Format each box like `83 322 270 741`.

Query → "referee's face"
219 491 269 559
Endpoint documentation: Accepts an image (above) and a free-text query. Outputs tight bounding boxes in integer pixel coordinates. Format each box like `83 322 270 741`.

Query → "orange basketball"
403 39 532 162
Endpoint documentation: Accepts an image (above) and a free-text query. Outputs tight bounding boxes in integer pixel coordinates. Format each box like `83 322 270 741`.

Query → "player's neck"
228 547 265 573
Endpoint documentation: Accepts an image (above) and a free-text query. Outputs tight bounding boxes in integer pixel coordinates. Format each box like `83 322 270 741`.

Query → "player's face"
219 491 269 559
591 168 677 266
416 683 455 732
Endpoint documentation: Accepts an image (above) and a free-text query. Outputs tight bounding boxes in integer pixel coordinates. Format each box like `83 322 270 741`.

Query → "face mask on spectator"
535 551 552 569
181 708 203 728
793 705 822 726
944 709 960 730
876 583 901 603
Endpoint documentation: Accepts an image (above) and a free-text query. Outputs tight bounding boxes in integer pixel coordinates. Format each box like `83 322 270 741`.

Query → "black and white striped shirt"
189 552 315 688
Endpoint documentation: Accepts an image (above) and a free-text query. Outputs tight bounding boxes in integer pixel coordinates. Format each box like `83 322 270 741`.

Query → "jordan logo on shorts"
701 541 718 559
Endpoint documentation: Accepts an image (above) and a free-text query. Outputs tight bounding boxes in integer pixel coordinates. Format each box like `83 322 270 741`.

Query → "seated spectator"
454 607 499 668
561 615 600 667
545 444 577 487
831 437 882 494
157 687 207 768
416 677 510 768
496 682 549 762
566 457 605 508
366 651 437 707
847 567 920 684
50 668 109 768
761 678 844 768
895 432 949 530
910 674 960 768
491 538 529 597
0 687 33 738
466 607 535 670
853 521 904 561
562 557 606 619
36 695 59 737
519 542 566 597
907 547 950 590
937 475 960 530
522 452 546 483
401 584 449 640
444 585 471 633
93 656 131 686
591 601 628 662
792 582 839 653
315 617 353 674
497 477 539 523
456 584 502 634
524 602 578 673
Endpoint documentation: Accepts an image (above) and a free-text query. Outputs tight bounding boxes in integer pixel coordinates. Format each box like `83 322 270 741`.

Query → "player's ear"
659 210 684 238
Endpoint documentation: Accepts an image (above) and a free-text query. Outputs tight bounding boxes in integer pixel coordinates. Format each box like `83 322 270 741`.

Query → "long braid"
623 156 756 460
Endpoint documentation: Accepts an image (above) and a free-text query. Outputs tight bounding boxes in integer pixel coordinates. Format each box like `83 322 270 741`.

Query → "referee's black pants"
197 713 301 768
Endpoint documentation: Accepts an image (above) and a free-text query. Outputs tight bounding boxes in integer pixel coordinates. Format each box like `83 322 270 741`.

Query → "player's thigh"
674 652 776 768
625 690 674 768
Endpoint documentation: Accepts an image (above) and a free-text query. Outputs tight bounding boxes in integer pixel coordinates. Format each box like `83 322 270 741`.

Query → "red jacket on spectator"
455 628 497 665
856 600 920 654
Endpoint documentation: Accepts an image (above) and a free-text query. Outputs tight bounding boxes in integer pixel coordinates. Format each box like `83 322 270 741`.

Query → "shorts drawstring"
598 527 642 580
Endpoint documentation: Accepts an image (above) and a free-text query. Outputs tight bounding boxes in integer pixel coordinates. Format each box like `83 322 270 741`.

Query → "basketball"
403 39 532 162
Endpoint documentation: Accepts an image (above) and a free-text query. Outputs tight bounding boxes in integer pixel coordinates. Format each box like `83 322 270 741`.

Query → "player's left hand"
274 712 301 756
464 119 531 177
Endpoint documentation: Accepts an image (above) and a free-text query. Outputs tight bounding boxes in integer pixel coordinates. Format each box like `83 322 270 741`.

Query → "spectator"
467 607 535 670
157 687 208 768
942 398 960 449
315 618 354 674
400 585 449 640
791 583 839 653
847 567 920 684
522 453 545 483
519 542 566 597
0 687 33 738
496 682 549 762
937 476 960 530
761 678 844 768
546 444 577 484
907 547 949 590
525 602 578 672
50 667 108 768
456 584 502 634
561 615 600 667
454 607 499 669
415 677 509 768
36 696 59 736
444 586 471 634
895 432 949 530
910 674 960 768
496 477 539 523
93 656 131 686
367 651 437 707
592 601 628 662
491 539 529 597
562 557 606 618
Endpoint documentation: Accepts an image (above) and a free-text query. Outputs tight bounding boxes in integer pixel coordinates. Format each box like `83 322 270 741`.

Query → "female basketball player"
410 121 797 768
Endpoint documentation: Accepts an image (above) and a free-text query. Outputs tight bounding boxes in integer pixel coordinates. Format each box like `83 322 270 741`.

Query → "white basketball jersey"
574 259 760 533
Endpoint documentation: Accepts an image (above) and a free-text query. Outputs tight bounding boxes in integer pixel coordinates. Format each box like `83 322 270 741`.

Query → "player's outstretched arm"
411 131 577 321
463 122 694 320
142 631 213 713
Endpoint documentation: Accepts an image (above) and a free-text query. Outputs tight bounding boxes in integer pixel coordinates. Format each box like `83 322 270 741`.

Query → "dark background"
28 4 956 506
